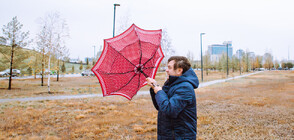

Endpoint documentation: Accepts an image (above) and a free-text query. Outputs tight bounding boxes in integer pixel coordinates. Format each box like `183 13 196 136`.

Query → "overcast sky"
1 0 293 61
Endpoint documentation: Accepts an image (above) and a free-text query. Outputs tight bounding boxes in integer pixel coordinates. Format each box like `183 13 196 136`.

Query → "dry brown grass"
0 71 251 99
0 95 158 139
196 71 294 139
0 71 293 139
0 76 101 99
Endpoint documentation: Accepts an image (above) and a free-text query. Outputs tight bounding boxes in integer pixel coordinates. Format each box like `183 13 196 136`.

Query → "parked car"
0 69 21 77
81 70 94 76
39 69 56 75
0 70 8 77
257 68 265 71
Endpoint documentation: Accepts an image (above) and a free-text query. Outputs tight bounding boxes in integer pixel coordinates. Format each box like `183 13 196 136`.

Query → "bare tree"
241 51 251 72
263 52 273 70
203 51 211 75
231 55 239 73
2 16 31 90
237 51 245 74
161 29 175 65
36 26 48 86
26 49 42 79
186 50 194 63
216 59 222 72
55 35 69 81
36 12 69 93
96 45 103 60
79 61 83 71
274 60 280 69
219 53 228 73
117 12 132 35
254 55 262 70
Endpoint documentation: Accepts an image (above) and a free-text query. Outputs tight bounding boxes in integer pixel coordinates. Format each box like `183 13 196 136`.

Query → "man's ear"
176 68 183 76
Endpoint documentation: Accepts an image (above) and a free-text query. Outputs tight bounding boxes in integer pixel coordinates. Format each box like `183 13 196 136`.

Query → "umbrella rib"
139 67 156 78
143 66 156 69
134 30 143 64
109 45 136 67
113 73 137 93
143 45 159 66
139 40 142 64
137 73 141 93
98 70 135 75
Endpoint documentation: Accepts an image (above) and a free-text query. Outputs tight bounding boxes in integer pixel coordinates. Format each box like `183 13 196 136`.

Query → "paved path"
0 74 82 80
0 71 263 103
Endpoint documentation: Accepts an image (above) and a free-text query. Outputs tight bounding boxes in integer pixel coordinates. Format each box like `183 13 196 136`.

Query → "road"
0 71 263 103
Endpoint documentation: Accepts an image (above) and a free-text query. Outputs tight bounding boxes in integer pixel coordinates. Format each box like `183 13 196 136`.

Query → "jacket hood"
169 68 199 89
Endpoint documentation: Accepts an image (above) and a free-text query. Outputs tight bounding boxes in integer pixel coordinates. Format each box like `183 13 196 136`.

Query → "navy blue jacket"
150 68 199 140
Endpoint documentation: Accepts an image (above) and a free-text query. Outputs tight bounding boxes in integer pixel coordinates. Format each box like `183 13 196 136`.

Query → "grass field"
0 70 250 99
0 71 293 139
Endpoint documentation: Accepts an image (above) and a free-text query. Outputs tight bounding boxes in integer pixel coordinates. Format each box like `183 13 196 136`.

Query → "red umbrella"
92 24 164 100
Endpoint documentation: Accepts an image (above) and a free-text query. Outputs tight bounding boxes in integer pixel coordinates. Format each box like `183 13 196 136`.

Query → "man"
146 56 199 140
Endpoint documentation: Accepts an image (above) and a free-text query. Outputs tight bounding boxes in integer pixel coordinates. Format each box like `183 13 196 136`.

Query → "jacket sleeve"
155 84 193 118
150 88 159 110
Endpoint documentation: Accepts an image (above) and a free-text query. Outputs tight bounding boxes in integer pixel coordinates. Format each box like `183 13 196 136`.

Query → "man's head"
166 56 191 77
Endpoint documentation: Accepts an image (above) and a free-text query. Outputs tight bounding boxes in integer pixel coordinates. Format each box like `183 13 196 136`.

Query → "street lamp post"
200 33 205 82
113 4 120 37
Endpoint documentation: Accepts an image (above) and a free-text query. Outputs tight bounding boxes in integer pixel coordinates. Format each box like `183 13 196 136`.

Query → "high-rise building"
236 49 244 59
208 41 233 62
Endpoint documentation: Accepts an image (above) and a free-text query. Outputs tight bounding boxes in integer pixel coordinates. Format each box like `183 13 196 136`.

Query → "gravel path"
0 71 263 103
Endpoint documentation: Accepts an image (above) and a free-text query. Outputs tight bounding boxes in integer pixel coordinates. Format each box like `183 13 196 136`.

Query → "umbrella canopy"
92 24 164 100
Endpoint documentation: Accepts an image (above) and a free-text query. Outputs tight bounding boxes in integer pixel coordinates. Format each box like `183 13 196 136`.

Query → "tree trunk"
57 59 59 81
240 59 242 75
34 53 37 79
8 44 15 90
41 49 45 86
48 54 51 94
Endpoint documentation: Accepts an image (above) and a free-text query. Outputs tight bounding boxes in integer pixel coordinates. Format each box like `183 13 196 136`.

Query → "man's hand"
146 77 162 94
153 86 162 94
146 77 157 87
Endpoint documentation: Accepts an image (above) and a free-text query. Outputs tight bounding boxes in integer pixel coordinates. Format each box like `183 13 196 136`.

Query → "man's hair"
168 56 191 74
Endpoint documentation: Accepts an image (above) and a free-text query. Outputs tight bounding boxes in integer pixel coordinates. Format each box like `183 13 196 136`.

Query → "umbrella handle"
151 83 159 87
141 70 159 87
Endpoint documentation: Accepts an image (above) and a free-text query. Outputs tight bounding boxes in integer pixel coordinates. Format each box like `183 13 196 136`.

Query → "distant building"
236 49 244 59
208 41 233 62
85 57 94 63
69 58 80 63
0 36 6 45
248 52 255 59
